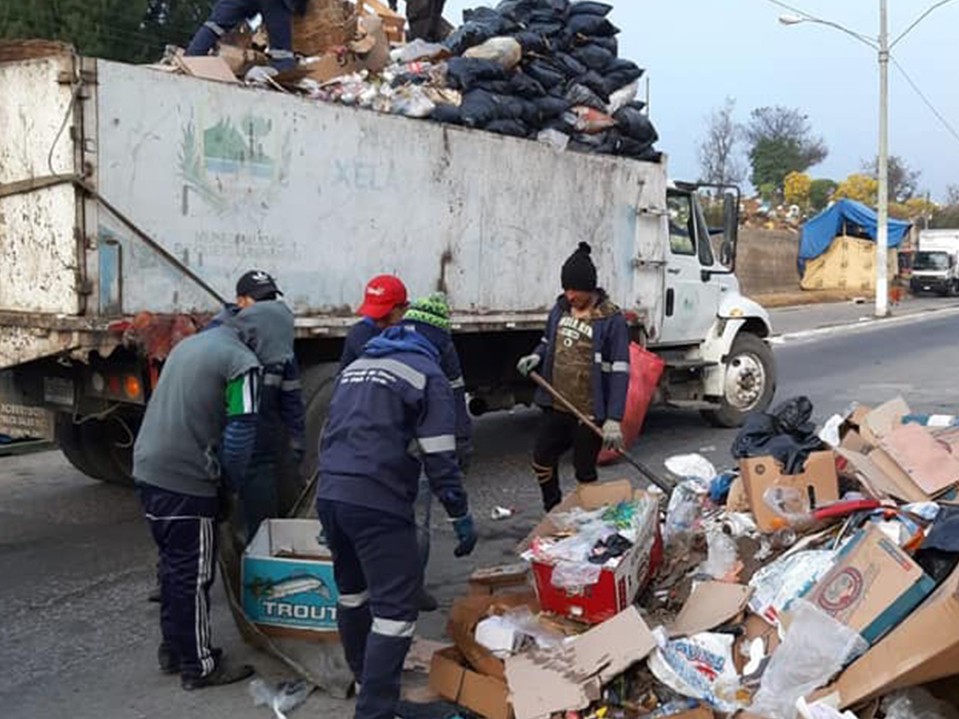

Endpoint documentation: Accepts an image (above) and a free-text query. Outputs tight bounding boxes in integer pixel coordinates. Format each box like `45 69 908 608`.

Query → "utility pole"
875 0 890 317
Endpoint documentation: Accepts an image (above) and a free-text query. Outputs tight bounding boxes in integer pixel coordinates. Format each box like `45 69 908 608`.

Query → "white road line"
770 305 959 346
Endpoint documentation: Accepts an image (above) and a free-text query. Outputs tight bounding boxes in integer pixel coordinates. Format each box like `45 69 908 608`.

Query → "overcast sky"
443 0 959 201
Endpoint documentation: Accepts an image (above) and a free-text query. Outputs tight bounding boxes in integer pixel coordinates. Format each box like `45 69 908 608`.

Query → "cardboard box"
879 422 959 496
504 605 656 719
802 524 935 646
430 646 512 719
468 563 531 597
739 451 840 533
447 591 540 681
814 560 959 709
520 479 662 624
241 519 339 640
299 15 389 83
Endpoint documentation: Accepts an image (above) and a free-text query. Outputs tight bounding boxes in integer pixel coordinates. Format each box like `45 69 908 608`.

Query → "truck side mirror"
722 192 738 270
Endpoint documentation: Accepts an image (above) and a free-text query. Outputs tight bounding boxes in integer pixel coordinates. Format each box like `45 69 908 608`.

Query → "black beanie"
561 242 598 291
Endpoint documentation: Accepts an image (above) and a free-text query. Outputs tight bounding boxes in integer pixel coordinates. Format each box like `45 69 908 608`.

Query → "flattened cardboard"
861 397 910 444
802 525 935 645
447 592 540 681
669 582 753 638
740 451 840 533
726 476 751 512
837 441 930 503
175 55 240 83
300 15 388 83
504 606 655 719
430 647 511 719
469 563 531 597
813 561 959 709
879 423 959 496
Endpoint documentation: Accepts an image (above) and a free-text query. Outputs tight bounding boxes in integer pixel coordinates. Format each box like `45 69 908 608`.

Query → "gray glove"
245 65 279 85
602 419 624 452
516 353 541 377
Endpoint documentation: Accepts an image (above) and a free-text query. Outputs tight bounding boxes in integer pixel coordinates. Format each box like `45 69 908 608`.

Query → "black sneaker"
181 660 254 690
416 587 439 613
160 645 222 675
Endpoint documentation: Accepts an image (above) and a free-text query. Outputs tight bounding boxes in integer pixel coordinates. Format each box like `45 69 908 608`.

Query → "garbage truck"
0 46 775 485
910 229 959 296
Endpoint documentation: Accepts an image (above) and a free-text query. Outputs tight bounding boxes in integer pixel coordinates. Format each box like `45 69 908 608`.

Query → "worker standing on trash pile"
339 282 473 613
132 298 294 689
185 0 306 73
206 270 306 542
388 0 449 43
316 298 477 719
517 242 630 512
339 274 410 372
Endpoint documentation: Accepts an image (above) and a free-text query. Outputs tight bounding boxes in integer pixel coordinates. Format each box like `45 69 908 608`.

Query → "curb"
770 304 959 345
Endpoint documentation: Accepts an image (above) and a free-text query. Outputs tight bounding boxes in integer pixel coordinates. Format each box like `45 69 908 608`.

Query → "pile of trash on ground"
157 0 660 162
419 395 959 719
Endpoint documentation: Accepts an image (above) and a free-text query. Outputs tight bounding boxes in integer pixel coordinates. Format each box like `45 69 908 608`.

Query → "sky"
443 0 959 201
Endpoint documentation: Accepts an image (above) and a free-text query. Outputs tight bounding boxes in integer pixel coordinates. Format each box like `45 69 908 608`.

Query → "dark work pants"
406 0 447 42
186 0 295 69
317 499 421 719
139 484 219 679
532 408 603 512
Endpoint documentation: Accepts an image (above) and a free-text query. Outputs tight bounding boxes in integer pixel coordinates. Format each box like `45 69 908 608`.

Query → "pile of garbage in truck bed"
161 0 660 162
413 395 959 719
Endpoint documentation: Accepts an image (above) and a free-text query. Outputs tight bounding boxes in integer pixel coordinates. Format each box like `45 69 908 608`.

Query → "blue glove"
452 514 477 558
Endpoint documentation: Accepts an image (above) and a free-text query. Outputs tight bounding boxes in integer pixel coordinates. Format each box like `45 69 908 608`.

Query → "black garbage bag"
445 57 509 91
472 78 515 95
613 103 658 142
460 90 527 127
529 7 564 22
553 51 588 78
915 505 959 584
609 133 656 159
573 70 610 100
462 6 518 32
571 42 614 71
485 118 530 137
549 0 570 13
444 22 497 55
431 103 463 124
568 1 613 16
567 14 619 37
534 94 572 118
603 58 644 94
731 395 822 474
524 58 566 88
510 71 547 98
565 82 607 111
527 20 566 36
587 34 618 53
514 30 550 53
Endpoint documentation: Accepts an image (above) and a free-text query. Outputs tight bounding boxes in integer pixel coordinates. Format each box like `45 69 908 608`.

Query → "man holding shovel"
516 242 630 512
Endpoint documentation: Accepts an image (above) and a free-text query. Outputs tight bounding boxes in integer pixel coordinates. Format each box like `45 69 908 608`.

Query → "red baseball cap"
357 275 408 320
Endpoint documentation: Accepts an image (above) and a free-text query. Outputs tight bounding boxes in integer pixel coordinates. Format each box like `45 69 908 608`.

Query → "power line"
889 54 959 149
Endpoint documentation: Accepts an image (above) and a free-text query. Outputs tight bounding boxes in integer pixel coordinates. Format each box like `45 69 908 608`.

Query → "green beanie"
404 293 451 332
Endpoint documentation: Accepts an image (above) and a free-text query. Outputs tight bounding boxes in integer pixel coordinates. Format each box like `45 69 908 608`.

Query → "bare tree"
697 97 746 186
861 155 921 203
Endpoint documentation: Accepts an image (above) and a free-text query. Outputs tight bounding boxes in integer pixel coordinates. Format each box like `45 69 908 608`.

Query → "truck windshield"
914 252 950 271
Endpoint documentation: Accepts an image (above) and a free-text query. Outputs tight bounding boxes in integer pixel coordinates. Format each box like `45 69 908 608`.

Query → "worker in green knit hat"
399 292 473 612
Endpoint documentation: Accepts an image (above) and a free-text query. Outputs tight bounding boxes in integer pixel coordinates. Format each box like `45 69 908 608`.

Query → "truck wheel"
77 413 140 486
702 333 776 428
297 363 340 511
55 413 108 480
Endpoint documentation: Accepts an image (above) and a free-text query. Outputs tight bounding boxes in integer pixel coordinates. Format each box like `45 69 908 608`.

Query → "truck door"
658 190 723 345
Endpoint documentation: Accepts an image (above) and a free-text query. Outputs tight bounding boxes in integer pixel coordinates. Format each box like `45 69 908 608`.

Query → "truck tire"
300 362 340 500
55 412 140 486
702 332 776 428
55 413 108 481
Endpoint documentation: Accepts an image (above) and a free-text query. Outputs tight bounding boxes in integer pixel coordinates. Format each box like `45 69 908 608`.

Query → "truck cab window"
667 193 695 256
693 200 716 267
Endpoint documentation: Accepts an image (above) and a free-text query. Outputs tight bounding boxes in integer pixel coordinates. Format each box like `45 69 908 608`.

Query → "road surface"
2 303 959 718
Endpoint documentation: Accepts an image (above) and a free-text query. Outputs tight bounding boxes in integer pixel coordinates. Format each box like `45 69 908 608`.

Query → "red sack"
598 342 664 465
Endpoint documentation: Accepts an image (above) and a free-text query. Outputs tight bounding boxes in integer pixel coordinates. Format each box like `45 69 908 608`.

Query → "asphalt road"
3 303 959 718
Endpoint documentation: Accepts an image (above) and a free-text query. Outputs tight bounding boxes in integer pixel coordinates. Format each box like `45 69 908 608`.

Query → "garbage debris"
490 506 516 520
249 678 313 719
154 0 660 162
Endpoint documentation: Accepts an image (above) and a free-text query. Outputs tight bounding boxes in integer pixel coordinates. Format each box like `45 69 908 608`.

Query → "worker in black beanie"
516 242 631 512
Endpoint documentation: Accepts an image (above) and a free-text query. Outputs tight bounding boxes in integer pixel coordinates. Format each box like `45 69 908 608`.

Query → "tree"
862 155 921 203
745 106 828 194
833 173 878 206
784 171 812 209
0 0 214 64
946 184 959 206
697 97 746 186
809 178 838 212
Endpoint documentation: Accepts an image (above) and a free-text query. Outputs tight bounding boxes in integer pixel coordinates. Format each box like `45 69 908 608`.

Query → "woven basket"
0 39 74 64
292 0 358 57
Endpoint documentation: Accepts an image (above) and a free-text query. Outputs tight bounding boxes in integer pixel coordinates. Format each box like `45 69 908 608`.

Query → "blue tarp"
799 199 911 272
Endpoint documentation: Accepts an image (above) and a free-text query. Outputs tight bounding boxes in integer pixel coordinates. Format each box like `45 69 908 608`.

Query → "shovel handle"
528 371 675 494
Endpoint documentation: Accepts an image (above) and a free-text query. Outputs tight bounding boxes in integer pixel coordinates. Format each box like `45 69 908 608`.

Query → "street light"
778 3 890 318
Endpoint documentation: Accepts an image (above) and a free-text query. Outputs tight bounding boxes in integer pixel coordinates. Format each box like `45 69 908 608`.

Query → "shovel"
528 371 676 495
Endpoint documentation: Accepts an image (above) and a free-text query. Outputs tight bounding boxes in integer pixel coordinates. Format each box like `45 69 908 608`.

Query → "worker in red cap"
339 275 409 371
